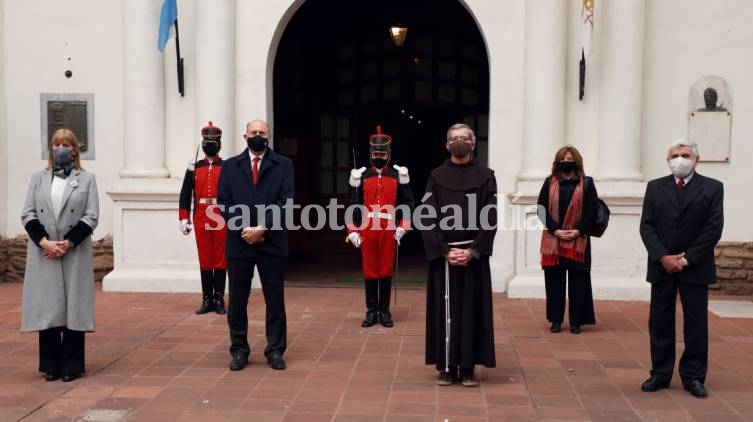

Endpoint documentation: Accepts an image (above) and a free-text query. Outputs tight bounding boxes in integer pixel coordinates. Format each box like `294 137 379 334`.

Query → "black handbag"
590 197 610 238
584 177 609 237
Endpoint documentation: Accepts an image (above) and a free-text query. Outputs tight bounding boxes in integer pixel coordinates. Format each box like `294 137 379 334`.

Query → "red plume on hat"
369 125 391 153
201 121 222 141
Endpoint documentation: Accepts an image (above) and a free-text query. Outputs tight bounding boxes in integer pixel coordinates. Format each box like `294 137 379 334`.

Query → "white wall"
3 0 123 239
0 0 8 236
2 0 751 251
464 0 525 289
642 0 753 241
164 0 196 180
562 0 753 243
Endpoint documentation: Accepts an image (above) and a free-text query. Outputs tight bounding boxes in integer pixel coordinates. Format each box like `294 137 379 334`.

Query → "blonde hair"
47 128 84 171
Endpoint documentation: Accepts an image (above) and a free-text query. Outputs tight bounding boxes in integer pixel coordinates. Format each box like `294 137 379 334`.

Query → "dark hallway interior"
273 0 490 284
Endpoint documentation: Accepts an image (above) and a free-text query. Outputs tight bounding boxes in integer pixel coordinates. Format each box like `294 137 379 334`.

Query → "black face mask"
202 142 220 156
247 135 268 152
557 161 577 173
371 158 388 169
448 142 473 159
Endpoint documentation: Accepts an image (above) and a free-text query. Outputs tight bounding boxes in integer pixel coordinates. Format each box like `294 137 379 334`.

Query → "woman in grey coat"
21 128 98 382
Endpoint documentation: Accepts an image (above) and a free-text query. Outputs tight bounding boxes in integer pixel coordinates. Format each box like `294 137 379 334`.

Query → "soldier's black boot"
378 277 393 327
195 270 214 314
212 269 227 314
362 279 379 327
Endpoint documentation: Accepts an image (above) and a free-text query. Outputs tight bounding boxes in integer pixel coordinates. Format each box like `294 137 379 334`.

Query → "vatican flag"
579 0 594 101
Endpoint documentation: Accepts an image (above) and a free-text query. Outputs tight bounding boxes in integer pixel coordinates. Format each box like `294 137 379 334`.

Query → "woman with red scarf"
537 146 599 334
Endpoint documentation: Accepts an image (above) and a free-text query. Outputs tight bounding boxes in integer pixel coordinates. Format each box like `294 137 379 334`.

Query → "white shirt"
248 149 265 169
674 172 694 186
51 175 67 218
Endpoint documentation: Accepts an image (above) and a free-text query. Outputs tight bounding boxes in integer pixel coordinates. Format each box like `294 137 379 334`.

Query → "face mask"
557 161 576 173
371 158 388 169
247 135 268 152
448 142 473 158
669 157 695 178
52 147 74 165
202 142 220 156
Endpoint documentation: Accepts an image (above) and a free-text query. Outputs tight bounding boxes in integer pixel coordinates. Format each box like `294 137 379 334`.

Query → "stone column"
596 0 646 180
519 0 568 180
121 0 169 178
195 0 235 132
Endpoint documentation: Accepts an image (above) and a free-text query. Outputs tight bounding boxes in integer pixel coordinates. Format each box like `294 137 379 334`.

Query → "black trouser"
200 269 227 297
364 277 391 312
544 268 596 326
227 255 287 359
39 327 85 375
649 278 708 386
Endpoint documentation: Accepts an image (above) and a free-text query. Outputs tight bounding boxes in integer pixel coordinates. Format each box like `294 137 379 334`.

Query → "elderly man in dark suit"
217 119 294 371
639 139 724 398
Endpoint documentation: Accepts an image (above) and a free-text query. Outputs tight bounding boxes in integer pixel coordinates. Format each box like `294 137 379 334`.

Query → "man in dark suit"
639 139 724 398
217 119 294 371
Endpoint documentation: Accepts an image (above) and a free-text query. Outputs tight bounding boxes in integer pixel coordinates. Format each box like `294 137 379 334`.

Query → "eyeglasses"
448 136 472 143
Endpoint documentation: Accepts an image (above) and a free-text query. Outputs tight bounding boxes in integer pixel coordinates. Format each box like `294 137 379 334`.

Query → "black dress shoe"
195 296 213 315
379 310 394 327
641 376 670 392
212 293 227 315
61 373 79 382
550 322 562 333
44 372 60 381
570 325 581 334
229 355 248 371
684 380 708 398
267 353 286 370
361 310 378 327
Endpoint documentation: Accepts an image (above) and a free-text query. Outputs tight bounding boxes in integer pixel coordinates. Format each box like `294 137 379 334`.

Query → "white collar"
674 172 694 185
249 149 265 163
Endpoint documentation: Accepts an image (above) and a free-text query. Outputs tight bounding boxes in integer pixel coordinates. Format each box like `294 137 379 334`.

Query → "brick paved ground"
0 282 752 421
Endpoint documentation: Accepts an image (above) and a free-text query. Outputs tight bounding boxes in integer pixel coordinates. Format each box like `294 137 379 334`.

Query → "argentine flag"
158 0 178 51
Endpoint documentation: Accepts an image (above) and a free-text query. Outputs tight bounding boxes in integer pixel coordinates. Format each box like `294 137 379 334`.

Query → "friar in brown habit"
420 123 497 387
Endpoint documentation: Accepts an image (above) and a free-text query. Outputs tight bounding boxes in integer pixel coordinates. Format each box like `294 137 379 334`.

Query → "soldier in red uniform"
346 126 415 327
179 122 228 315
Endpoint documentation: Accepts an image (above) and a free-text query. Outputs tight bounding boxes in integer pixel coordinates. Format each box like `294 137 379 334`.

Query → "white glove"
179 219 193 235
394 227 406 244
347 232 362 248
392 164 410 184
349 167 367 187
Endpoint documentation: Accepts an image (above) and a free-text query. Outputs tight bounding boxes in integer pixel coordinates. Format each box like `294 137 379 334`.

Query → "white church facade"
1 0 751 298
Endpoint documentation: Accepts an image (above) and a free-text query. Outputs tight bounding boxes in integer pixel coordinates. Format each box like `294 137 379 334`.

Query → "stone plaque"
40 93 95 160
688 111 731 162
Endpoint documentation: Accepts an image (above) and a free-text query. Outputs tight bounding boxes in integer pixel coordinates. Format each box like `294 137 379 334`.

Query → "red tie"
252 157 260 185
677 178 685 188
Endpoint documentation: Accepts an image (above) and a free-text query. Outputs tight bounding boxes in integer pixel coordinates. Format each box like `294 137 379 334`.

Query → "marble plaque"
688 110 731 162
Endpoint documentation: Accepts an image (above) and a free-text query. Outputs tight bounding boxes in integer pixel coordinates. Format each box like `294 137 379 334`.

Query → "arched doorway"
273 0 489 284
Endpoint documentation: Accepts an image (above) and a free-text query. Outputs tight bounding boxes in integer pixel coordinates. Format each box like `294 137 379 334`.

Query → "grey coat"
20 169 99 332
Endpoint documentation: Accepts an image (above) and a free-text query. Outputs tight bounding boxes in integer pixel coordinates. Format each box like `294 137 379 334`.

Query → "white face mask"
668 157 695 178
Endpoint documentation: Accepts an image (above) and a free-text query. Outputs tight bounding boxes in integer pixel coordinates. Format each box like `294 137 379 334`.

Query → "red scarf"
540 175 587 267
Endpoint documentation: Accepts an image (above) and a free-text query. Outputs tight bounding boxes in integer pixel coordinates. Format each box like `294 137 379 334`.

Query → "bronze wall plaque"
40 93 95 160
47 100 89 152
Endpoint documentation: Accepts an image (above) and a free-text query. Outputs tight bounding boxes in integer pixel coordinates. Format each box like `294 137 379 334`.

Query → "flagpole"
174 19 185 97
579 49 586 101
